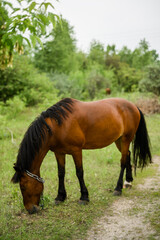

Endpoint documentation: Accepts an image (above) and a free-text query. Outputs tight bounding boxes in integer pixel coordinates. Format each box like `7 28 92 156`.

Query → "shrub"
85 65 111 99
0 55 58 106
0 96 25 118
139 63 160 95
114 63 142 92
50 66 113 100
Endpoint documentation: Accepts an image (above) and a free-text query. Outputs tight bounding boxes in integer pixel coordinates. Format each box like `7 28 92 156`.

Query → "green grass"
0 95 160 240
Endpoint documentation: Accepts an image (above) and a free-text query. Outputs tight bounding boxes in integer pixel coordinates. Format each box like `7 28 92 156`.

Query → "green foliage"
0 0 59 68
85 65 111 99
74 51 88 71
119 46 133 66
0 96 25 118
1 1 159 108
105 54 121 72
34 18 77 74
132 39 159 69
88 40 105 66
116 63 142 92
51 65 111 100
139 63 160 95
0 54 58 105
50 71 87 100
119 39 159 70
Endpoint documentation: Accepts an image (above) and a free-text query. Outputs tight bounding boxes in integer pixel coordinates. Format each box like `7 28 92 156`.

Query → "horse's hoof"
123 180 132 189
78 200 89 205
113 190 122 196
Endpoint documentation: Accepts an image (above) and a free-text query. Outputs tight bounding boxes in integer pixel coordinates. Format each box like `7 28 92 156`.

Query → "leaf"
30 35 37 48
29 1 37 13
23 37 31 48
48 12 55 25
30 35 43 48
11 8 21 15
35 36 44 49
37 14 49 25
16 34 23 46
36 21 46 34
30 26 37 34
40 2 55 12
3 1 14 9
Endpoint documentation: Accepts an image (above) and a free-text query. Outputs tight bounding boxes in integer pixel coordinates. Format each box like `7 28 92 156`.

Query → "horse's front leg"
72 151 89 204
54 152 67 204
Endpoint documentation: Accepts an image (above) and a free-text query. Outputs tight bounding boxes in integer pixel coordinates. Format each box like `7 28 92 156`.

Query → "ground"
86 156 160 240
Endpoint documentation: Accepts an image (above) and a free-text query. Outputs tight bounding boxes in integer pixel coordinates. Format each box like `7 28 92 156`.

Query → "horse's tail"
133 108 152 174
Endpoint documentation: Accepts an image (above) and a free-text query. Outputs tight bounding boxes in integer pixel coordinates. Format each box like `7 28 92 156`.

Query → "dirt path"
86 156 160 240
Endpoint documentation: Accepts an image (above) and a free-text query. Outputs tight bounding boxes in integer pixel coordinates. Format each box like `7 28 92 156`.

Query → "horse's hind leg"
54 152 67 204
72 150 89 204
114 138 130 195
124 151 133 189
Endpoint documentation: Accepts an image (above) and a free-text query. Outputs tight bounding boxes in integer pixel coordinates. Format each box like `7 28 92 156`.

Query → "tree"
105 44 121 72
116 63 142 92
106 44 117 56
139 63 160 95
118 46 133 66
132 39 159 69
34 18 76 74
0 0 59 68
87 40 105 66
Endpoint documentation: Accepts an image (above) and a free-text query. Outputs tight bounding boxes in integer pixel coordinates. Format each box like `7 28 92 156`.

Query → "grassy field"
0 94 160 240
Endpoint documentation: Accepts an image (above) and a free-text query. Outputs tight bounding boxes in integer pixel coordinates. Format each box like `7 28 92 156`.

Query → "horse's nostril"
28 205 39 214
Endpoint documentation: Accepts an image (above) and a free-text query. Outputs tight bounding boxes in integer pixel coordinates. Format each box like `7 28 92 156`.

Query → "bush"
139 63 160 95
0 55 58 106
113 63 142 92
50 71 87 100
85 64 112 99
0 96 25 118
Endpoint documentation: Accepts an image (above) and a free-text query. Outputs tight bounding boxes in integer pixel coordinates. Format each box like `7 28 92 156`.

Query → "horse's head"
11 166 44 214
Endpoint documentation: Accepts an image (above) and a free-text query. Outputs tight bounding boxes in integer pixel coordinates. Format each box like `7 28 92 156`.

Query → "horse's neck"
30 145 49 176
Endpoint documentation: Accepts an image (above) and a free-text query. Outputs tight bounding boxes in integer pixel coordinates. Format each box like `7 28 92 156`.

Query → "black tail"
133 108 152 174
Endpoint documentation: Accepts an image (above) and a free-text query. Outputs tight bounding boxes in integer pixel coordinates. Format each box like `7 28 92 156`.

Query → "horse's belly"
83 130 121 149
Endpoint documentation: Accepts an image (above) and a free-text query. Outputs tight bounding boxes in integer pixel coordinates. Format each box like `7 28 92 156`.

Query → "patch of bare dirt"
136 98 160 114
86 156 160 240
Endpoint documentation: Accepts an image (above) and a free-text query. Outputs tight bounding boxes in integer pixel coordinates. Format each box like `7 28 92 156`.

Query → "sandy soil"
86 156 160 240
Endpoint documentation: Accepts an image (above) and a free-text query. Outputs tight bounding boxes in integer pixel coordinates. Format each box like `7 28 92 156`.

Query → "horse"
105 88 111 95
11 98 152 214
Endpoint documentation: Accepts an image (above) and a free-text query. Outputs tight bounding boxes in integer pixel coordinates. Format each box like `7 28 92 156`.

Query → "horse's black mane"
12 98 74 182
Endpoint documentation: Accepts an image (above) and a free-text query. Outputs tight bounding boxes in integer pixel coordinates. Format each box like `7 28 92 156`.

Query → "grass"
0 94 160 240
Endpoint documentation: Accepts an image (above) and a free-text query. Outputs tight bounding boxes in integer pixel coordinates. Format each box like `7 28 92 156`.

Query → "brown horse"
11 98 152 214
105 88 111 95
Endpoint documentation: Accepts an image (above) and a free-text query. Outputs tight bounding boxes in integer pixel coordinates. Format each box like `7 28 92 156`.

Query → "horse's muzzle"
27 205 39 214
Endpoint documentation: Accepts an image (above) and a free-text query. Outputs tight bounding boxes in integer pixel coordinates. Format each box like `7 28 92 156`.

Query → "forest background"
0 0 160 114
